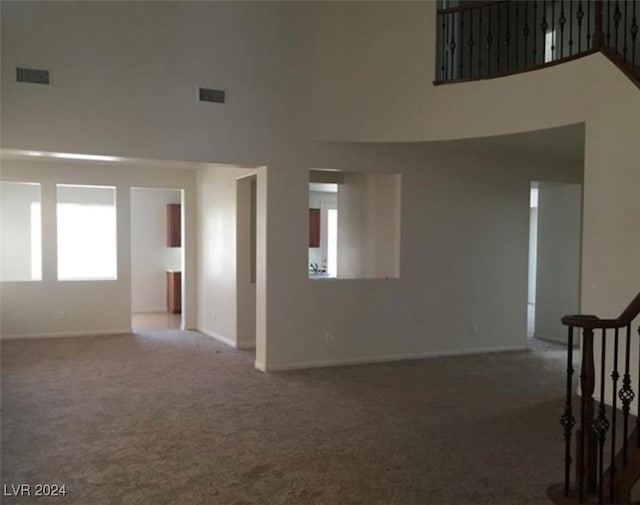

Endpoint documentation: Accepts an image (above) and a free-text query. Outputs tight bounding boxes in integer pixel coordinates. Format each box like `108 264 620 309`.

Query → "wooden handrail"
561 292 640 329
436 0 507 15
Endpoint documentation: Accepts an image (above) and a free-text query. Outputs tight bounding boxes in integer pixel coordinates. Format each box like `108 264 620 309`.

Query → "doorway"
528 181 582 348
130 187 184 332
236 175 257 348
527 184 539 338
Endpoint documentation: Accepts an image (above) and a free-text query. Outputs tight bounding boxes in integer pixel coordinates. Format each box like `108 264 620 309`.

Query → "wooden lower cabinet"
309 208 320 247
166 271 181 314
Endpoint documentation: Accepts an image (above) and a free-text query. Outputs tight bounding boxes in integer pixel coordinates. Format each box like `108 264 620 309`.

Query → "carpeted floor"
2 331 569 505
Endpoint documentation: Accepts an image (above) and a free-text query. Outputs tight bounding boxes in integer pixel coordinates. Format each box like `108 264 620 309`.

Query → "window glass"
0 182 42 281
56 185 117 280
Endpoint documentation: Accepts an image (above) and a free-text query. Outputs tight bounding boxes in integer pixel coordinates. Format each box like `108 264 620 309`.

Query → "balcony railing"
435 0 640 84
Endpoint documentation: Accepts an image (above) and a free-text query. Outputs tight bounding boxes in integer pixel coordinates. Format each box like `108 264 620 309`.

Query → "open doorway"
528 181 582 348
130 187 184 332
527 184 539 338
236 174 257 349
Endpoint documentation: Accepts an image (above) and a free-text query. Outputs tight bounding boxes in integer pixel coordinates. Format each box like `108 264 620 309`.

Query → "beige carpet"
2 331 569 504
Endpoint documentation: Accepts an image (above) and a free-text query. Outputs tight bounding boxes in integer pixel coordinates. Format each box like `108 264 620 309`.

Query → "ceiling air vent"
198 87 226 104
16 66 50 85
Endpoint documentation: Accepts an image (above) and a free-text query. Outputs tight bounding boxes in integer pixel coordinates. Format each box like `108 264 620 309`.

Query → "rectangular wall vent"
16 67 50 85
198 87 226 104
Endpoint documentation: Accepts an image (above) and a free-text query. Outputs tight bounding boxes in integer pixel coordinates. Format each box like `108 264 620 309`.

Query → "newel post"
593 0 605 49
577 327 598 498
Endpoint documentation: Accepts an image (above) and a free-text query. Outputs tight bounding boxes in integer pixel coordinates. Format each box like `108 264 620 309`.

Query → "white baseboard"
199 328 238 348
257 345 527 372
1 329 131 340
199 328 256 350
533 333 576 347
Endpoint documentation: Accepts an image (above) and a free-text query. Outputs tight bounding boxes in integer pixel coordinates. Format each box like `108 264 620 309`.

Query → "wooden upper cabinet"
309 208 320 247
167 204 181 247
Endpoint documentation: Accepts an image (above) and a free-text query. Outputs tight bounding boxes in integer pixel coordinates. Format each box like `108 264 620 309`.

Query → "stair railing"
435 0 639 85
549 292 640 504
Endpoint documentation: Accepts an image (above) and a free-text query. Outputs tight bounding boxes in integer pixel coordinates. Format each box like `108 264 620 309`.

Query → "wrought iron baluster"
561 326 576 497
468 8 474 80
632 1 638 70
541 1 548 63
623 0 628 61
487 4 493 74
479 6 483 76
450 12 457 80
497 2 502 71
524 2 530 66
459 10 464 79
619 323 634 468
505 2 511 72
533 2 538 65
607 0 613 49
441 10 446 80
569 0 574 56
577 1 584 53
559 0 566 59
593 328 609 505
587 0 592 48
629 2 640 70
610 327 620 502
551 0 557 61
515 2 519 69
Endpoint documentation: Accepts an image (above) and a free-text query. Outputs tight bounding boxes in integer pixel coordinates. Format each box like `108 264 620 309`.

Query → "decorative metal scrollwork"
561 411 576 435
593 407 610 442
619 376 635 407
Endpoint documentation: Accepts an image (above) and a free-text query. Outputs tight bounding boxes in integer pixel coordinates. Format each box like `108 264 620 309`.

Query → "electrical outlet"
212 312 216 320
470 323 478 336
57 311 66 321
324 331 333 344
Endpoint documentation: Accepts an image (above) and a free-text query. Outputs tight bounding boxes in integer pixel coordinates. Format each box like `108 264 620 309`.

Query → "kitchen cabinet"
309 208 320 247
166 271 181 314
167 204 181 247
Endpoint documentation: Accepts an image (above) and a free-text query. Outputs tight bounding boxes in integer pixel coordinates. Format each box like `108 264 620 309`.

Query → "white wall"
535 183 582 344
130 188 182 313
0 158 197 338
337 172 401 279
197 165 256 348
258 143 583 371
0 1 303 166
0 182 40 281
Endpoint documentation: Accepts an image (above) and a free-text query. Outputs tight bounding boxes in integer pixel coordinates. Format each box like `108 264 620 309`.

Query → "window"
57 185 117 280
0 182 42 281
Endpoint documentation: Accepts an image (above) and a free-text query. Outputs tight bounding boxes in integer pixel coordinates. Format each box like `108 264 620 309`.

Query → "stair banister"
549 291 640 505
